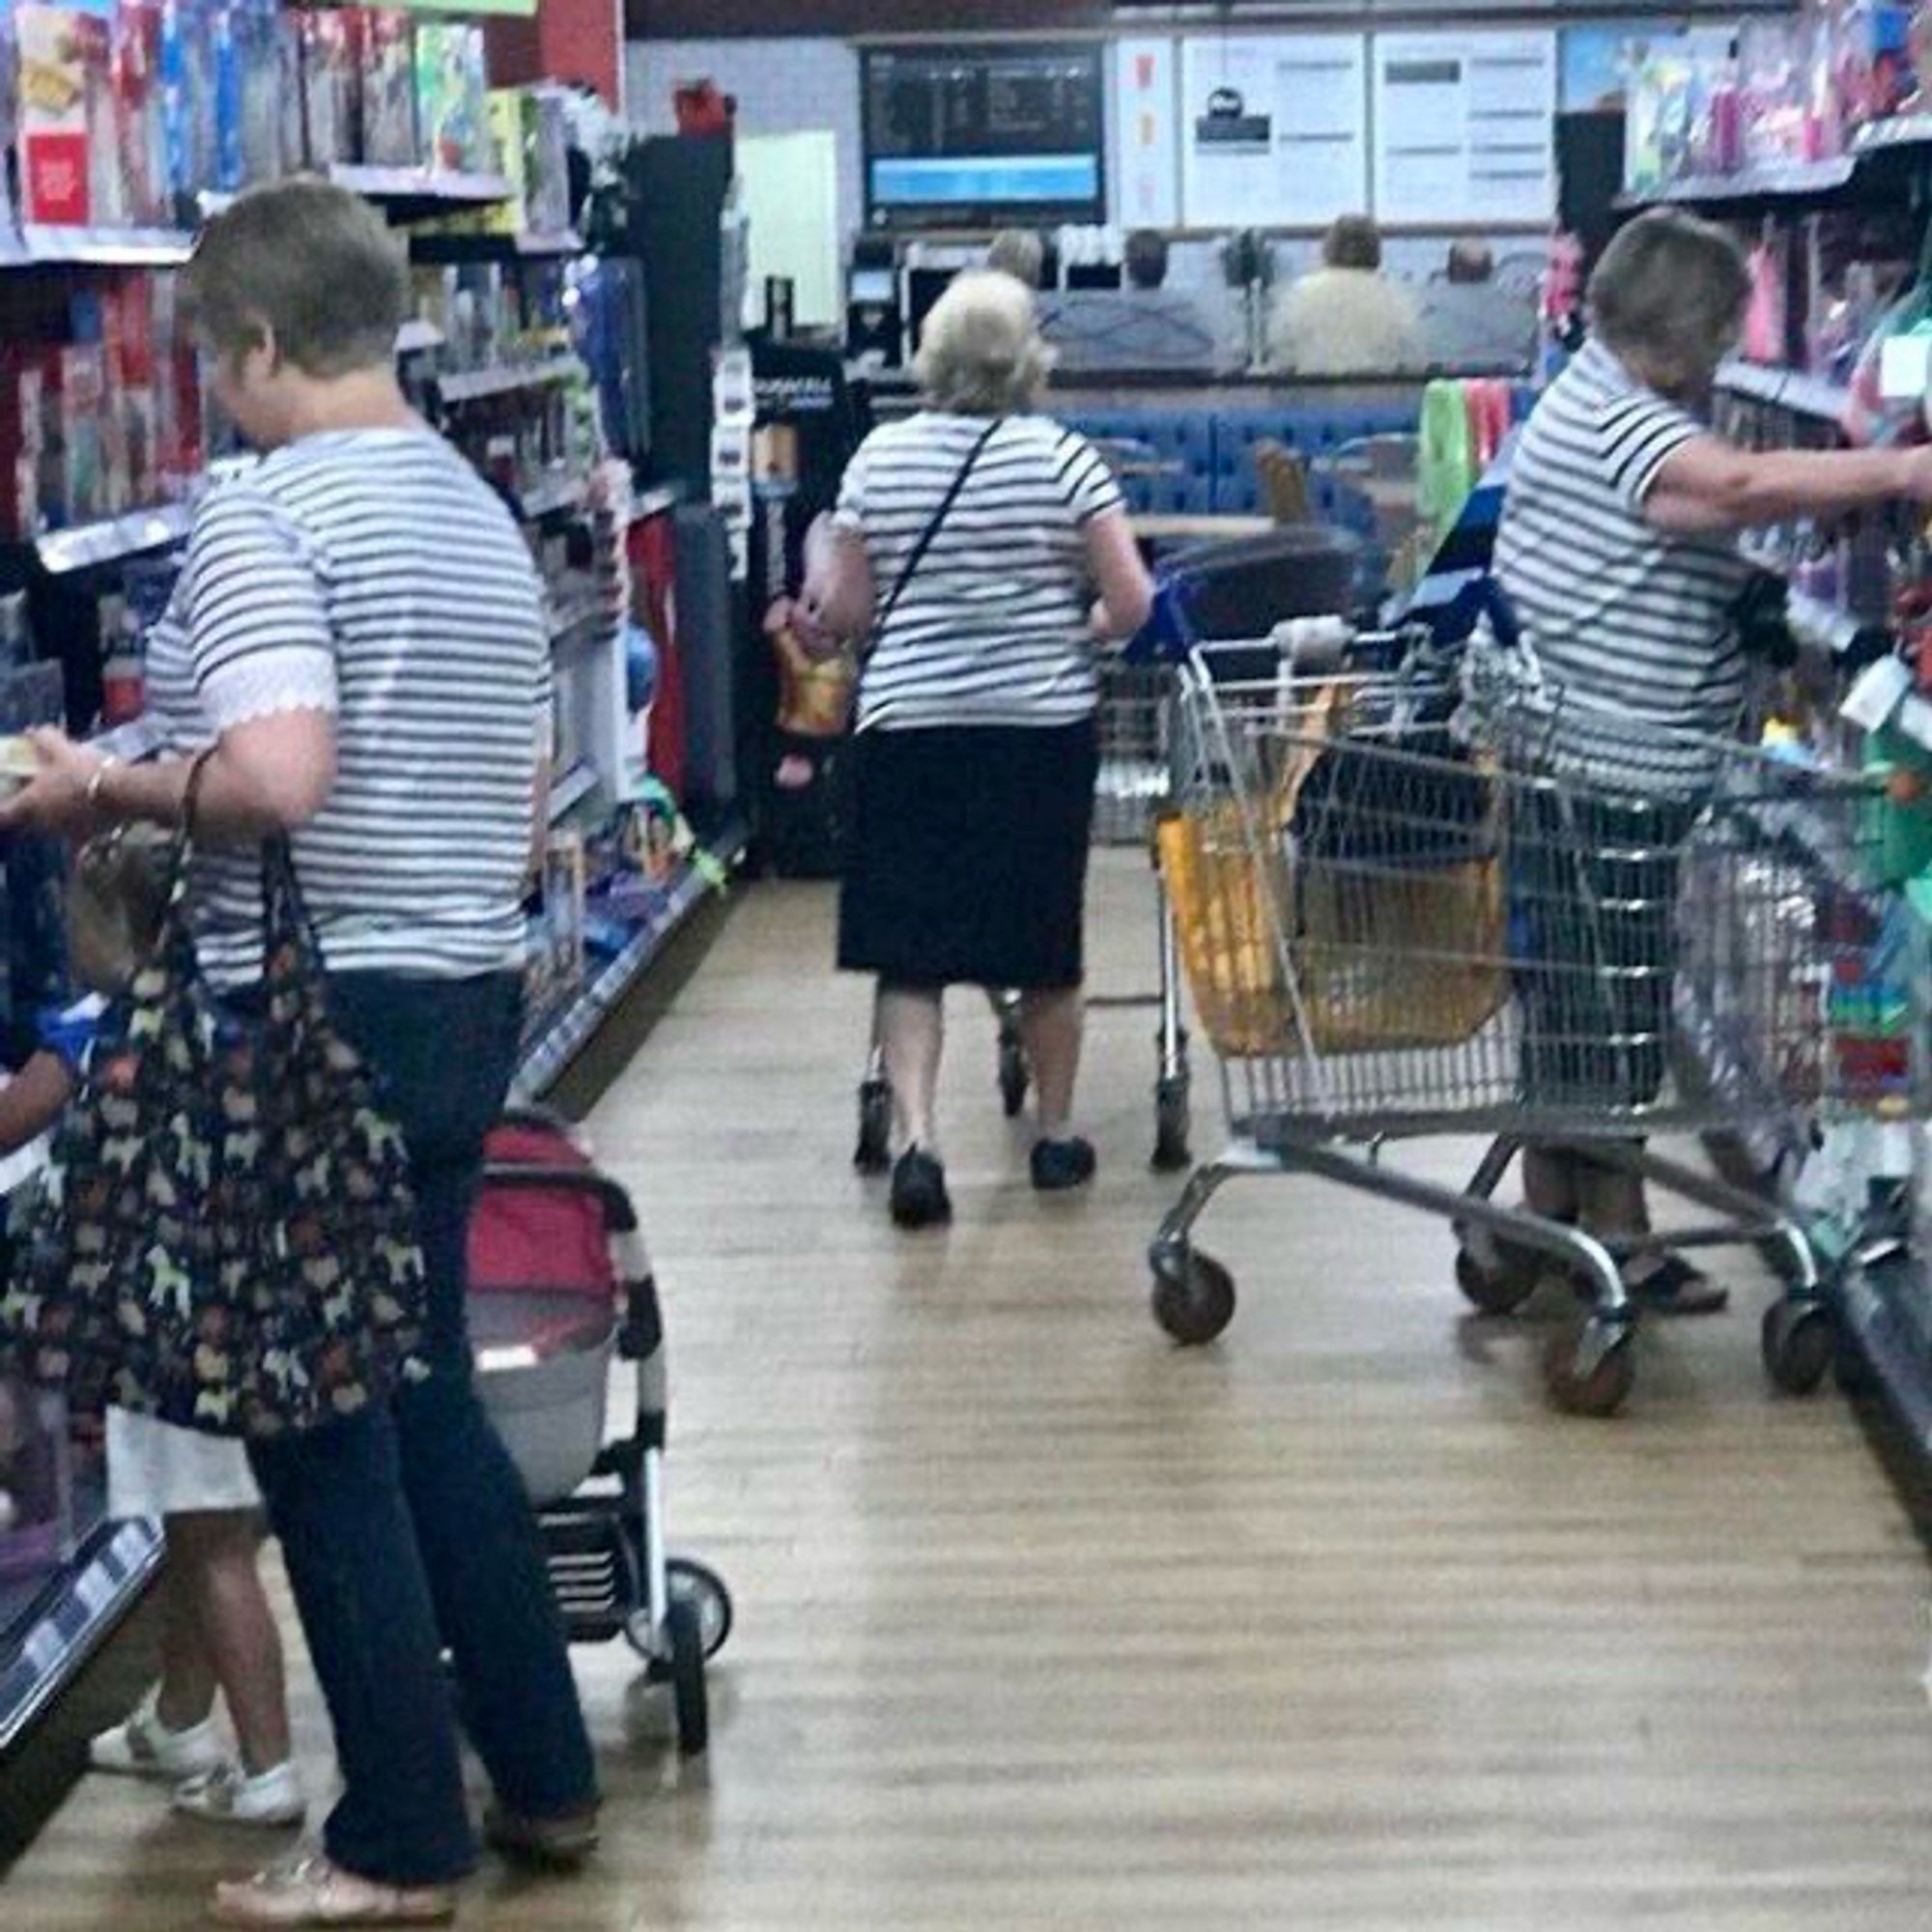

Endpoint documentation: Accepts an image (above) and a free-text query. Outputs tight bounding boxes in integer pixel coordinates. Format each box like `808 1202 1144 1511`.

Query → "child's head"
68 831 171 996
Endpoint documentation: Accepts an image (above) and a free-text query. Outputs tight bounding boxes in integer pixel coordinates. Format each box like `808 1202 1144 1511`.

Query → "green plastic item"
1859 735 1932 885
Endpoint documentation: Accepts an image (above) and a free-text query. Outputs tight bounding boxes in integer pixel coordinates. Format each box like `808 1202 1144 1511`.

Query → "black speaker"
1556 110 1628 275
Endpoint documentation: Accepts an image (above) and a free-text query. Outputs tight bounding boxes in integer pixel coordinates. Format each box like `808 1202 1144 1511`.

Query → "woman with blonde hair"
1499 207 1932 1312
804 270 1154 1228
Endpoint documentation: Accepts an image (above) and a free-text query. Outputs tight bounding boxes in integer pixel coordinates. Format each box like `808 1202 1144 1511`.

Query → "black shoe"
1627 1252 1728 1318
1031 1136 1097 1193
890 1148 952 1230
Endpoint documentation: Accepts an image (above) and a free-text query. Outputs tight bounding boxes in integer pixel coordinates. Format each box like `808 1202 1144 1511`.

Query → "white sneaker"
89 1689 227 1780
174 1760 308 1829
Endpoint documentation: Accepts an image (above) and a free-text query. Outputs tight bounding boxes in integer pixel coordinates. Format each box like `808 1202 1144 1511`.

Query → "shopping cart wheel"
855 1076 893 1175
1761 1299 1834 1397
1543 1314 1636 1418
1151 1246 1236 1346
1151 1078 1191 1174
667 1555 734 1660
1454 1242 1542 1318
665 1595 709 1755
999 1034 1030 1120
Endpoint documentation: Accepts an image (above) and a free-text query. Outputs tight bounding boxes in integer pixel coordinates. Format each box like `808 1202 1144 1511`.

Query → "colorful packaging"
53 344 106 526
526 87 572 237
211 1 242 191
111 0 166 225
156 0 191 199
417 21 484 174
298 8 356 168
238 0 281 185
360 11 416 166
17 8 109 226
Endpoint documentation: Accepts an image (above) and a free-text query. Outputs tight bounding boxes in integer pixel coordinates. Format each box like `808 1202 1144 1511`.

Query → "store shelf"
629 486 681 526
1624 116 1932 214
515 861 716 1098
1850 112 1932 157
550 598 612 647
438 357 586 406
396 319 445 356
1716 359 1854 424
1628 155 1858 210
518 474 586 523
547 763 599 824
327 163 515 213
1738 538 1883 660
1837 1248 1932 1455
33 502 192 577
0 224 197 270
0 1516 164 1753
410 229 584 263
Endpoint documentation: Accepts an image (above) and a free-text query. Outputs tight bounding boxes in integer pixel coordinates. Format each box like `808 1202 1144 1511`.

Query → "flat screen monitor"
863 43 1106 231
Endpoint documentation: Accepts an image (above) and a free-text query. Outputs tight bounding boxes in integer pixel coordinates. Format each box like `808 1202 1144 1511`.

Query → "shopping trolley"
1147 630 1923 1415
853 654 1195 1175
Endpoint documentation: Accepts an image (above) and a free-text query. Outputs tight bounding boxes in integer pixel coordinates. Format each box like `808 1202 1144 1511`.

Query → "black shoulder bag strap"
867 416 1003 648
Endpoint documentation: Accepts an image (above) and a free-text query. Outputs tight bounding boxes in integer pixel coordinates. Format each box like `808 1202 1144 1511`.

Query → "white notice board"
1373 31 1555 225
1180 35 1368 230
1116 38 1179 229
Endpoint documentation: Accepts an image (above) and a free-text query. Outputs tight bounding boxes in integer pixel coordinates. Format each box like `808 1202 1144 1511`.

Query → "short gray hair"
915 270 1053 416
1589 210 1749 395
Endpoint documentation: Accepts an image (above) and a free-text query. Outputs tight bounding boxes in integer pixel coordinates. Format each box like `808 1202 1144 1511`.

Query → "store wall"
625 38 865 240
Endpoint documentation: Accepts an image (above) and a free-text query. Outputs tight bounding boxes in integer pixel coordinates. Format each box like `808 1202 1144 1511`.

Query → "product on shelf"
359 10 416 168
17 6 111 226
111 0 165 226
297 6 357 169
415 21 486 176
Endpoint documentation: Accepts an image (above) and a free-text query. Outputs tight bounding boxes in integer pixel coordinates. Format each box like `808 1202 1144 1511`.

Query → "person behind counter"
986 228 1045 290
1496 206 1932 1315
1268 213 1424 377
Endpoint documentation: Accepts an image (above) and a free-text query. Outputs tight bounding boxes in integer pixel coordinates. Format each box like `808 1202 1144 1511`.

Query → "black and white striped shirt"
1495 338 1750 788
147 428 547 984
836 412 1125 731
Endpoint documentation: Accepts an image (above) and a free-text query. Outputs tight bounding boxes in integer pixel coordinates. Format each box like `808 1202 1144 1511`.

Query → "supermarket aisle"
11 851 1932 1930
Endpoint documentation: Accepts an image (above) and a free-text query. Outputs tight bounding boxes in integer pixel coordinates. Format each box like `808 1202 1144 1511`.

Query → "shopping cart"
854 654 1194 1174
1148 630 1923 1415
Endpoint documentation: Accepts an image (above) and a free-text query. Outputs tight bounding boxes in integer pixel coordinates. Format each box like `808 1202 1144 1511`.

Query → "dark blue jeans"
245 971 597 1887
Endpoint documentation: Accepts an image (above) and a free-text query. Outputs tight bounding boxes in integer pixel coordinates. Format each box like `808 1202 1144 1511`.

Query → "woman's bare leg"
1018 988 1084 1140
164 1511 294 1775
153 1559 217 1734
878 983 945 1153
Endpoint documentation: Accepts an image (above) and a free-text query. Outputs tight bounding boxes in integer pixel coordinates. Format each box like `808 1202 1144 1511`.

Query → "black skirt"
838 720 1099 991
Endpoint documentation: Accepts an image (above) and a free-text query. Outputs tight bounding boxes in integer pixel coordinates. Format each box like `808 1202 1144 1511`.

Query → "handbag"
0 771 431 1440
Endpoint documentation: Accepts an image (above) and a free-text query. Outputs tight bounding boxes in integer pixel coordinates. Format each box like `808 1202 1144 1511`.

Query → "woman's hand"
1901 447 1932 505
0 728 108 838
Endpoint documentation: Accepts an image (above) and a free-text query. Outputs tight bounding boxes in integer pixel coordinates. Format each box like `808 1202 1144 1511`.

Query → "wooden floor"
9 853 1932 1928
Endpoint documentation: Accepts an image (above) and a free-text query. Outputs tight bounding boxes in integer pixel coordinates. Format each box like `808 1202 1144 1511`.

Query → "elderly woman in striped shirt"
805 271 1154 1230
1496 208 1932 1314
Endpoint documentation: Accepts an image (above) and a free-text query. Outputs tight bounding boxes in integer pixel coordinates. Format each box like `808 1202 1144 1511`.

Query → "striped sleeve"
1599 391 1701 513
185 485 338 730
1056 432 1124 526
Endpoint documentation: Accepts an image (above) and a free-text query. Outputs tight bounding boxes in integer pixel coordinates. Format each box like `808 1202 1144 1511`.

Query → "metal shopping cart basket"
1147 631 1925 1415
854 653 1196 1174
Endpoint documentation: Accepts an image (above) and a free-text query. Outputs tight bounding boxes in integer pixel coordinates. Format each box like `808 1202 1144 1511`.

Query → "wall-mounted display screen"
862 43 1107 230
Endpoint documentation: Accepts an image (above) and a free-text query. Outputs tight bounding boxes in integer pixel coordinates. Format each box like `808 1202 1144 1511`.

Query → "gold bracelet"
85 754 120 811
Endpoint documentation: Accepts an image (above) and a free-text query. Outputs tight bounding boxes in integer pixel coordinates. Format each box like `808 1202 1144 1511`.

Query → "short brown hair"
1588 209 1749 396
1324 214 1382 271
185 178 408 377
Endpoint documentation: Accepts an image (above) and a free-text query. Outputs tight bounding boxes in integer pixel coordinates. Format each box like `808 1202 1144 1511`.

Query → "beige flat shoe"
209 1852 455 1927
